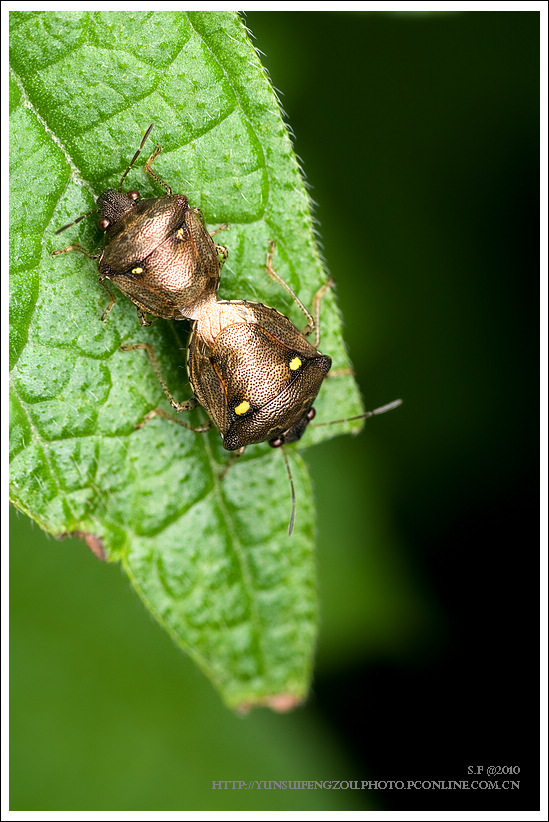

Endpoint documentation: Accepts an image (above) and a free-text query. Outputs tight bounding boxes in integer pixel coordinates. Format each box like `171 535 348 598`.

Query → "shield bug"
187 297 331 452
52 124 227 324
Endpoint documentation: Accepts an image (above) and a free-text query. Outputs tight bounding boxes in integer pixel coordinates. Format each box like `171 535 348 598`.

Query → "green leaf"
9 10 363 710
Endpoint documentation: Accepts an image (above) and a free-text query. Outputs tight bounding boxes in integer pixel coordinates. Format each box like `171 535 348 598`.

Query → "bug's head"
96 189 140 231
54 124 155 237
267 406 317 448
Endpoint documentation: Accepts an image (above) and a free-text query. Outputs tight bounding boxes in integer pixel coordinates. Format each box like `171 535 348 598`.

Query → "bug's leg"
121 343 199 414
143 145 173 195
99 278 117 321
209 225 229 268
265 241 315 332
311 281 353 377
215 243 229 268
309 277 334 348
266 240 334 346
52 244 116 321
52 243 99 260
218 446 245 480
209 223 229 238
135 407 211 434
215 244 229 269
136 308 157 327
326 367 354 379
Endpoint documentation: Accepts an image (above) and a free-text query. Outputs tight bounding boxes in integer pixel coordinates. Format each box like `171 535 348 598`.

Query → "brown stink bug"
187 295 331 452
52 124 228 324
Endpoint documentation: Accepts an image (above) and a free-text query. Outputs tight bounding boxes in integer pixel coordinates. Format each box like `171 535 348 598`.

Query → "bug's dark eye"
128 190 140 201
98 217 110 231
269 437 284 448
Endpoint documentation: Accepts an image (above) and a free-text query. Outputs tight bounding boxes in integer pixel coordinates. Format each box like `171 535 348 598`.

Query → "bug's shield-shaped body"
97 191 220 321
188 300 332 451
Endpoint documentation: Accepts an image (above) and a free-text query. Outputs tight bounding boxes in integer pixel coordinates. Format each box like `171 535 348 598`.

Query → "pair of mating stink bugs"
53 124 400 533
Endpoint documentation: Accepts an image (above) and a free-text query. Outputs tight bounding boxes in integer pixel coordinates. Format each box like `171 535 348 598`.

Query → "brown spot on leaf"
236 693 304 715
57 531 106 561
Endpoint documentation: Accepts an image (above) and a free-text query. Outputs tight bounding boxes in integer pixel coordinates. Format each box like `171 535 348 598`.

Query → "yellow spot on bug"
132 267 143 274
289 356 302 371
176 228 185 240
235 400 250 415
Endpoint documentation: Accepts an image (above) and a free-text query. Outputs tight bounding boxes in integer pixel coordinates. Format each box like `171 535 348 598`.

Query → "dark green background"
10 11 540 811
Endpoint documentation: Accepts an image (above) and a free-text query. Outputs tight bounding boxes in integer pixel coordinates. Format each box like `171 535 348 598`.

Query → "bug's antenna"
281 446 296 536
54 208 99 235
55 124 155 235
312 398 403 428
118 123 155 191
